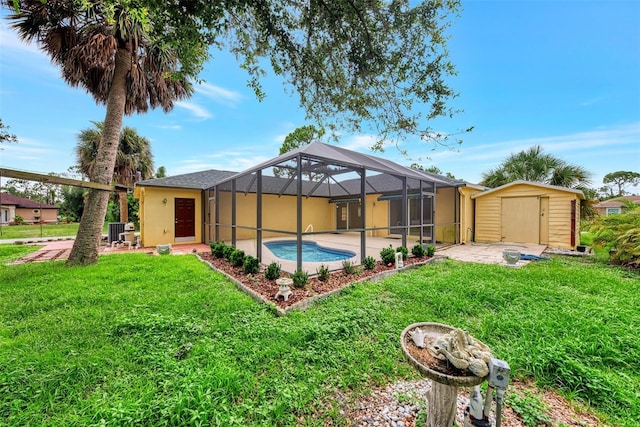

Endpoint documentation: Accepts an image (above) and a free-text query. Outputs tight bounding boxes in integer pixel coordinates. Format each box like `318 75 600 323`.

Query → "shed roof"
0 192 58 209
471 180 585 199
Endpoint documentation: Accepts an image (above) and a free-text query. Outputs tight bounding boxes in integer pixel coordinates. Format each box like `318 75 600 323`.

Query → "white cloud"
342 134 378 152
194 82 242 107
174 101 213 120
158 124 182 131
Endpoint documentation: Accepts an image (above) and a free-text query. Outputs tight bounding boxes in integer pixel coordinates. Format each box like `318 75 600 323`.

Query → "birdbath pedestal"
400 322 487 427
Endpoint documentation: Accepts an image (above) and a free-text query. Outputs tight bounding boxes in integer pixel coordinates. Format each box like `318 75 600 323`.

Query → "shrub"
411 243 426 258
426 244 436 257
292 269 309 288
243 255 260 274
229 249 246 267
380 245 396 265
362 256 376 270
223 245 235 260
317 264 330 281
210 241 226 258
264 262 281 280
396 246 408 260
13 215 25 225
590 205 640 266
342 260 361 275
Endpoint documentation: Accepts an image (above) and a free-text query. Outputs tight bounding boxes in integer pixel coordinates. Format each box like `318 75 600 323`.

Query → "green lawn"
0 223 80 240
0 223 113 240
1 250 638 426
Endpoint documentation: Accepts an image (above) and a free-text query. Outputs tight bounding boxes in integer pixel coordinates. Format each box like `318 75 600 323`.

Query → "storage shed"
472 181 584 250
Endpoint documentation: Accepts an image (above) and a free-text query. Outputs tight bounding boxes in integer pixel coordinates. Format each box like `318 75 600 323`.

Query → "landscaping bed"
198 251 437 312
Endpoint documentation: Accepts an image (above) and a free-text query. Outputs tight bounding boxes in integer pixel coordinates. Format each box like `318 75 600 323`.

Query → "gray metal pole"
256 171 262 262
296 154 303 272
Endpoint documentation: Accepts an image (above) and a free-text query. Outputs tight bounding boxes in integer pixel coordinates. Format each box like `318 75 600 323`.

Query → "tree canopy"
480 145 592 189
5 0 463 265
0 118 17 145
602 171 640 197
76 121 154 222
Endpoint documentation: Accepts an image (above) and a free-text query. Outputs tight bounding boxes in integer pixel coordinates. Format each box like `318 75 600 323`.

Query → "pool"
264 240 356 262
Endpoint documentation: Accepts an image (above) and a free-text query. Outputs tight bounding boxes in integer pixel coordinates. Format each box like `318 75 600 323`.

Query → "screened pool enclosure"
204 142 463 271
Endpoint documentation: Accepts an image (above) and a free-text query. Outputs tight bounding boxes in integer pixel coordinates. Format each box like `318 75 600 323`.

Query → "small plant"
317 264 330 281
380 245 396 265
396 245 408 260
362 256 376 270
13 215 25 225
222 245 236 260
229 249 246 267
342 259 360 275
426 244 436 257
411 243 426 258
506 389 552 427
264 262 281 280
243 255 259 274
210 241 226 258
291 269 309 288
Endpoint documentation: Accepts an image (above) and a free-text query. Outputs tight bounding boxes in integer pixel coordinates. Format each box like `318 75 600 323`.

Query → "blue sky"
1 1 639 190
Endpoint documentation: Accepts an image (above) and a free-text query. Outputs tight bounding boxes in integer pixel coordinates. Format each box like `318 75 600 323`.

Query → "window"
606 207 621 215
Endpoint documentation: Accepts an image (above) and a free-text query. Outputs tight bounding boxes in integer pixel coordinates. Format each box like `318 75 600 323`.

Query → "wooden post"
426 381 458 427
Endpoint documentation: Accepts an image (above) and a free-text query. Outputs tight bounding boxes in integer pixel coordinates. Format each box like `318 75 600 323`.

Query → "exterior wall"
458 186 483 244
137 186 202 247
366 194 389 237
474 183 580 249
435 187 456 243
215 192 335 241
15 207 58 223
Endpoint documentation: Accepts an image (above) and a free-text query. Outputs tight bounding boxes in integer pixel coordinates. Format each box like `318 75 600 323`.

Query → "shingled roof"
136 170 237 190
0 192 57 209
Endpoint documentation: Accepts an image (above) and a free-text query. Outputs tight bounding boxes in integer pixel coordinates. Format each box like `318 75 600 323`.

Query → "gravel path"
340 378 523 427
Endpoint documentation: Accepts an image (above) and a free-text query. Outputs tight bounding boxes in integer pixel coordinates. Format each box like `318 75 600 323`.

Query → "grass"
1 250 638 426
0 223 81 240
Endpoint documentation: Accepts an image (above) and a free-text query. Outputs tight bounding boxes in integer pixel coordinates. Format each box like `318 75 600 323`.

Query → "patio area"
8 235 547 268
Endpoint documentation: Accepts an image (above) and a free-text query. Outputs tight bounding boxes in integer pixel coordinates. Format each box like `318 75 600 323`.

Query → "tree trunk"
119 190 129 223
67 47 130 266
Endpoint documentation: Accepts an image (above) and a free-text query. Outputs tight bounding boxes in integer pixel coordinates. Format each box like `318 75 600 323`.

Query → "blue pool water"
264 240 356 262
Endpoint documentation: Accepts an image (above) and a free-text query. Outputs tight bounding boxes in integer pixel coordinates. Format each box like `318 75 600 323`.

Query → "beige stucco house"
0 192 59 225
135 145 585 268
593 195 640 216
134 143 474 269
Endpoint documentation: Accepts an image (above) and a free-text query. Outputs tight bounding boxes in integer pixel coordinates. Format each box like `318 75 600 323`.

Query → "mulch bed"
198 252 435 311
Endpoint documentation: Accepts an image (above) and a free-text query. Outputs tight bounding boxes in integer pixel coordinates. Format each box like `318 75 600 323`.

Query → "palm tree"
6 1 192 265
76 121 154 223
480 146 592 189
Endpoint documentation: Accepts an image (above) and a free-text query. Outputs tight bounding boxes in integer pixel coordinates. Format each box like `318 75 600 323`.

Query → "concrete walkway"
5 235 547 267
439 242 547 266
7 239 210 265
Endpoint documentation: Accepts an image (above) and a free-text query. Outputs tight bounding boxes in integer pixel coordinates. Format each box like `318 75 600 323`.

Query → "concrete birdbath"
401 322 489 427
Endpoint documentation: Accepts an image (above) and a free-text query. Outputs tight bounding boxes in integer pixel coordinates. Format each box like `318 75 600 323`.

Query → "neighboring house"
593 195 640 216
0 192 59 225
471 181 584 249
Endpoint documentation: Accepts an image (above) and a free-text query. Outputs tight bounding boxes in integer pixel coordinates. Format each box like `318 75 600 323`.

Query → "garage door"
501 197 539 244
